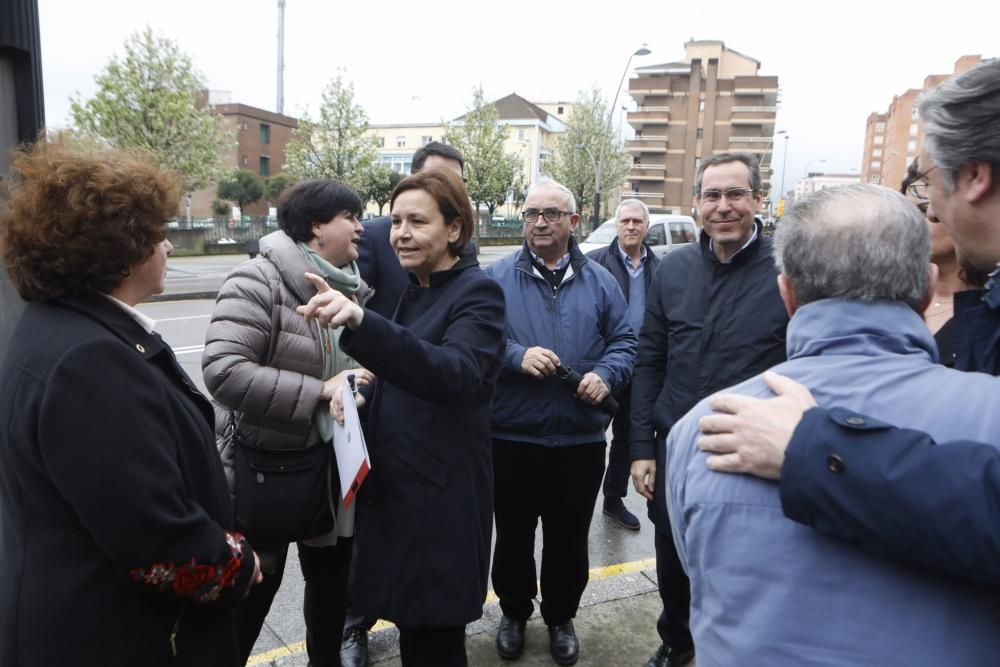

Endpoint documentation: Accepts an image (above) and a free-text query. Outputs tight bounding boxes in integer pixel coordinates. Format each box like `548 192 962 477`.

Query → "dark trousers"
491 439 606 626
654 522 693 652
398 626 467 666
602 387 633 501
234 539 352 666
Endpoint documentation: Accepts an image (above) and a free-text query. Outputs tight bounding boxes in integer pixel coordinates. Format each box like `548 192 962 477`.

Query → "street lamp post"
587 45 650 231
777 131 790 216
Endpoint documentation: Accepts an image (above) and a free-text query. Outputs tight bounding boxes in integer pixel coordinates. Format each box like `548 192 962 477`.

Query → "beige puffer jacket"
203 231 371 487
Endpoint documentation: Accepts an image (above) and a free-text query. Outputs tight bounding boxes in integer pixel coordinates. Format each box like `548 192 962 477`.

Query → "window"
871 160 881 171
421 135 432 145
518 129 525 141
396 136 406 148
869 174 880 183
259 123 270 144
911 107 920 120
698 100 705 112
696 128 703 140
669 222 697 244
875 122 886 133
241 155 248 166
558 106 564 114
874 136 884 145
238 122 248 131
872 148 882 157
259 156 270 177
907 140 917 152
647 223 666 245
694 157 702 174
909 123 918 137
377 136 385 148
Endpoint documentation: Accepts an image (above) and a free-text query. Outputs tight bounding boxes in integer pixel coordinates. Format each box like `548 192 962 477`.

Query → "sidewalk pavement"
248 561 676 667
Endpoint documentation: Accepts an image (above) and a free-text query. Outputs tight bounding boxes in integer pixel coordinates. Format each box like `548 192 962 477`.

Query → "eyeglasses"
522 208 571 223
906 165 937 200
697 187 755 204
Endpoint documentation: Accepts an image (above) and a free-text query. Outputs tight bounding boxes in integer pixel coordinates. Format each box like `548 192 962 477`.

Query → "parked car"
578 214 699 257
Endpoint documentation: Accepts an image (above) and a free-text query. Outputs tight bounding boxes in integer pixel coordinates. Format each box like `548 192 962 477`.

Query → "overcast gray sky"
38 0 997 192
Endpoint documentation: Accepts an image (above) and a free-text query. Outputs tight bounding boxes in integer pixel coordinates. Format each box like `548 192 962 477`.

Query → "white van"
578 214 699 257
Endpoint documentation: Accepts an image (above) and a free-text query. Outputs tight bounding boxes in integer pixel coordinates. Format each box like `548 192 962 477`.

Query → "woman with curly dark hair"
0 137 262 667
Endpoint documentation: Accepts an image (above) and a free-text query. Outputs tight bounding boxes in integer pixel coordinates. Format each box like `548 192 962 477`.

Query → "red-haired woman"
0 138 261 666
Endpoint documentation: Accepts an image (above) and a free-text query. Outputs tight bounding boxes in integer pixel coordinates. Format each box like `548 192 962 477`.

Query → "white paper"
332 380 371 507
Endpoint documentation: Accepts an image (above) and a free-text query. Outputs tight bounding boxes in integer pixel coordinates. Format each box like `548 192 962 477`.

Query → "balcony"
628 86 672 104
730 105 777 127
629 164 666 180
627 137 668 153
631 191 665 204
729 136 772 144
628 107 669 126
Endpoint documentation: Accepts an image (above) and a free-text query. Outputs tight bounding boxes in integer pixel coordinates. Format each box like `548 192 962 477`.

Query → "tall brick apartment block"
861 55 984 190
626 40 778 215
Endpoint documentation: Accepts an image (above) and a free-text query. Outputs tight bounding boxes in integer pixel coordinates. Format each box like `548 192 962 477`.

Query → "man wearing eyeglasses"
485 178 637 665
629 152 788 667
695 58 1000 586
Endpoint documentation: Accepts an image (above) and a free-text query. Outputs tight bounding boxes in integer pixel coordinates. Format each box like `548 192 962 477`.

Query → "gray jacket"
203 231 371 483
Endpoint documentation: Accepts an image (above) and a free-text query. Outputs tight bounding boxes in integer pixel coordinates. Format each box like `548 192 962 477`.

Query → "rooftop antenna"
276 0 286 114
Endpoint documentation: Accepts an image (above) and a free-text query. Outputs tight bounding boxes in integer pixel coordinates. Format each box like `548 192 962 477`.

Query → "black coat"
584 237 660 303
630 224 789 529
0 295 255 667
340 252 505 627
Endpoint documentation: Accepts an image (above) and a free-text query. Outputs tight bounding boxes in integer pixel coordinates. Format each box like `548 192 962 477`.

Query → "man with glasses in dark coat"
629 152 789 667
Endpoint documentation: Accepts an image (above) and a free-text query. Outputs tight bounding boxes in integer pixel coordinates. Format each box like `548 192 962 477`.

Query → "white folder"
332 380 371 507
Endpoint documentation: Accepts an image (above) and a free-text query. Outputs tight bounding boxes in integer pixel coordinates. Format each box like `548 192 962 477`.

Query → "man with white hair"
485 178 637 665
586 198 659 531
667 184 1000 665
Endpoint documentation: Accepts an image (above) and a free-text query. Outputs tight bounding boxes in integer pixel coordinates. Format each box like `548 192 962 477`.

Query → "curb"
145 290 219 303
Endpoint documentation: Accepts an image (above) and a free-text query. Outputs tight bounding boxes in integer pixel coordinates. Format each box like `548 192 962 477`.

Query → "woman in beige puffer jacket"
202 179 372 667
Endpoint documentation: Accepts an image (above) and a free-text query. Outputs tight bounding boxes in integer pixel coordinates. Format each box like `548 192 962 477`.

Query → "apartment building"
190 91 298 217
861 55 985 189
368 93 569 188
625 40 778 215
793 172 861 201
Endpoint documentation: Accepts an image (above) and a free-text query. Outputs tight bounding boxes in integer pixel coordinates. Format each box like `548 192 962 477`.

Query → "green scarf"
298 242 362 443
298 243 362 296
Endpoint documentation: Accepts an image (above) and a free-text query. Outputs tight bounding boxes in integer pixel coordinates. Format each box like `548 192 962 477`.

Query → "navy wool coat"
339 252 505 627
0 295 256 667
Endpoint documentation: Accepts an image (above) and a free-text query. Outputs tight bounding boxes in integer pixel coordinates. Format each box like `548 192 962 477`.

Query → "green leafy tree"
284 74 378 190
69 27 232 193
211 199 231 218
543 86 630 225
217 169 264 214
444 86 523 235
265 173 296 204
363 164 405 215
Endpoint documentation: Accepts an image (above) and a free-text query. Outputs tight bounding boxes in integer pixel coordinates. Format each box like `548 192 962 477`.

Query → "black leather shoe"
340 625 369 667
547 621 579 665
644 643 694 667
603 499 641 531
496 615 526 660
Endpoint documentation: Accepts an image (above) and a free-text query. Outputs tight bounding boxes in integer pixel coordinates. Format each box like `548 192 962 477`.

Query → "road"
137 248 659 665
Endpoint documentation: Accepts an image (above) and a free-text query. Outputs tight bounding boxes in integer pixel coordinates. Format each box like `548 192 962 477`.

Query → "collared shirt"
616 243 647 279
529 250 572 293
666 299 1000 666
708 225 758 264
100 293 156 333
